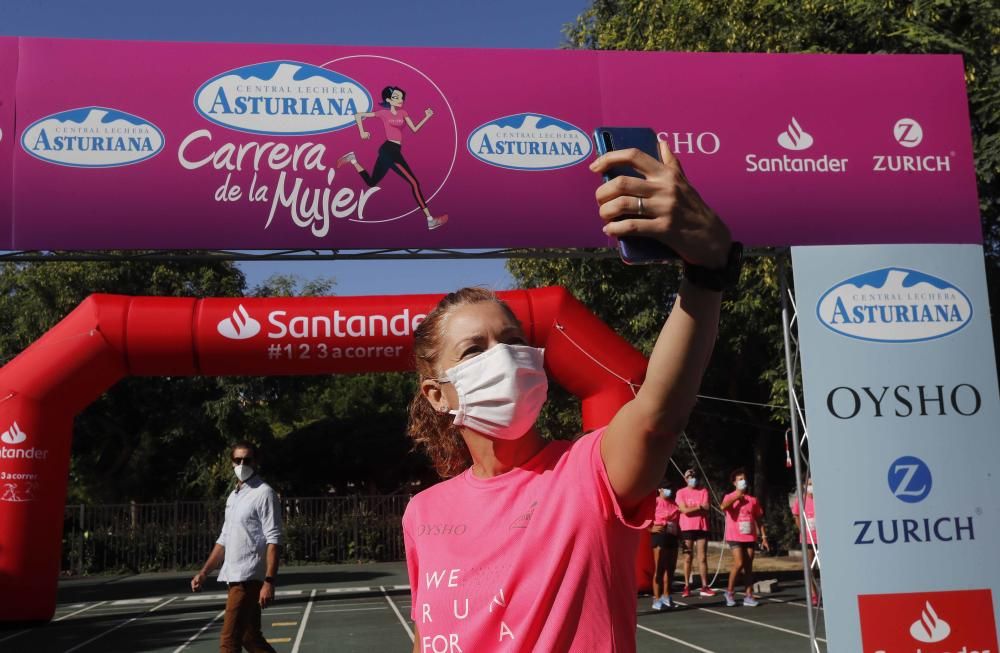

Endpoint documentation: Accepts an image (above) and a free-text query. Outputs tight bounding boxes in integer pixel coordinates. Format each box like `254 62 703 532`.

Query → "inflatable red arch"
0 286 654 622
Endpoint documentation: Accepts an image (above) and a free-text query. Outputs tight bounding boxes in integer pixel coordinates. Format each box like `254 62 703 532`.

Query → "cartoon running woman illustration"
338 86 448 230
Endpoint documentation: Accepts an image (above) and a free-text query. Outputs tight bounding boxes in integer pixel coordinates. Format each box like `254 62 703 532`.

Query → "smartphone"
593 127 677 264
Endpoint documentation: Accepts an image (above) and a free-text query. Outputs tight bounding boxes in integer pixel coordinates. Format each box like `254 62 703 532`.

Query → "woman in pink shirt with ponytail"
402 141 738 652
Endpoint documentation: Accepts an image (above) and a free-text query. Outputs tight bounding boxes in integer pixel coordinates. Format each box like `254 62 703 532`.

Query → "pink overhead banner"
0 37 982 250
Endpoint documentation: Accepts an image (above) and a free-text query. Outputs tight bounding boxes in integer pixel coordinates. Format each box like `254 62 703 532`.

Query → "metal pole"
78 504 85 575
172 501 179 570
779 255 820 651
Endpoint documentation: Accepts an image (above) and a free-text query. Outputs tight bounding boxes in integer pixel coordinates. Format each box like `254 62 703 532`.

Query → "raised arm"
591 141 733 512
406 108 434 133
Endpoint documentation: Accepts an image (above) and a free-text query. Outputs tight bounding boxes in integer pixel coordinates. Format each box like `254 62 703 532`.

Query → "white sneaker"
336 151 357 168
725 591 736 607
743 596 760 607
651 598 664 611
661 596 673 609
427 214 449 230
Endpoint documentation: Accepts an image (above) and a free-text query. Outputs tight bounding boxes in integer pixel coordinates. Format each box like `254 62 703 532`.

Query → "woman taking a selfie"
403 141 740 652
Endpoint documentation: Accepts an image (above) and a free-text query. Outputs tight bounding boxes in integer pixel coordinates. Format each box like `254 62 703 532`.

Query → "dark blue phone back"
593 127 677 264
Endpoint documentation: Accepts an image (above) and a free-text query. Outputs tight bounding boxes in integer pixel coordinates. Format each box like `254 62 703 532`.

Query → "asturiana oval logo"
467 113 592 171
21 107 164 168
195 61 373 135
816 267 973 343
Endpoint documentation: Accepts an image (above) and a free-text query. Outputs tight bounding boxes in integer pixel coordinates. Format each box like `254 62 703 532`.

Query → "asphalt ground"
0 562 825 652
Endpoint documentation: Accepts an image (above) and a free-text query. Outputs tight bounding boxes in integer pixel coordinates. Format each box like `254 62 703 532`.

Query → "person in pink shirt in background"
720 468 769 607
676 468 714 598
338 85 448 231
791 475 820 606
401 141 737 652
650 481 681 610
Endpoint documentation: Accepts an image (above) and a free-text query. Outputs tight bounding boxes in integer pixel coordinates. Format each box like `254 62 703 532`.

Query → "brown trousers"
220 580 276 653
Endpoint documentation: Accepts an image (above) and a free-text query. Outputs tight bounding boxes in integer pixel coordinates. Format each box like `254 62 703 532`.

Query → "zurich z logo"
887 456 932 504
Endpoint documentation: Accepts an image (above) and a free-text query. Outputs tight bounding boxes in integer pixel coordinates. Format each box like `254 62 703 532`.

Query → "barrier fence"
61 495 725 576
61 495 410 575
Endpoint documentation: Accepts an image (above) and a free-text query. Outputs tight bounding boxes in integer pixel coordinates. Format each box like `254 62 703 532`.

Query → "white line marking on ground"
55 601 107 622
637 624 718 652
312 606 389 614
276 590 303 596
322 584 409 594
65 596 177 653
290 589 316 653
325 586 376 594
767 597 824 611
110 597 164 605
674 600 827 643
184 593 228 601
148 599 176 614
320 599 385 606
172 608 225 653
381 585 414 642
0 628 28 644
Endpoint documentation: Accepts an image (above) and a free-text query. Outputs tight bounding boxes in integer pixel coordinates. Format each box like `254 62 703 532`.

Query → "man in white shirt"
191 441 283 652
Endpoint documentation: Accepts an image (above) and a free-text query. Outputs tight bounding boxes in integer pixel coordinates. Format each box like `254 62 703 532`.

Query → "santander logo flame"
909 601 951 643
777 117 814 151
217 305 262 340
1 421 27 445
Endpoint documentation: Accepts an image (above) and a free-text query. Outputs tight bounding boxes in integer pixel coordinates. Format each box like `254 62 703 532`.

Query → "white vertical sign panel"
792 244 999 652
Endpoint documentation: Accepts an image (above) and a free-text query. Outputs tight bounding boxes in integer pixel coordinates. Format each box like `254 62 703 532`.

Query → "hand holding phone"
592 127 677 264
591 128 732 271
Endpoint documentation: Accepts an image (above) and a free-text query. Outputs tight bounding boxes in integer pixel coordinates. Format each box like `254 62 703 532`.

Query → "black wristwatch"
682 241 744 292
264 576 276 585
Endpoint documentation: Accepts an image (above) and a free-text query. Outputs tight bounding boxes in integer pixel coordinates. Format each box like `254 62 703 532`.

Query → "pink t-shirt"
403 428 653 652
375 108 408 142
675 486 710 531
722 492 763 543
653 496 680 532
791 495 817 545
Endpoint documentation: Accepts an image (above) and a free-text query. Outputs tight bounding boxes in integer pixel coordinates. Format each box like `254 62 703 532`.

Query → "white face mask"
661 489 672 498
234 463 254 482
439 343 548 440
736 479 748 491
806 484 814 494
686 478 697 487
